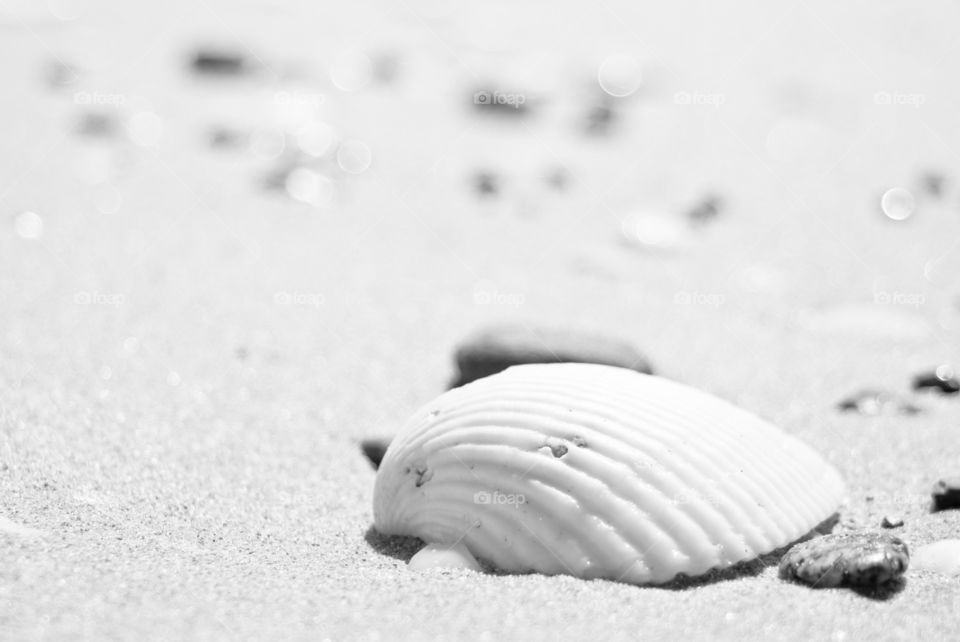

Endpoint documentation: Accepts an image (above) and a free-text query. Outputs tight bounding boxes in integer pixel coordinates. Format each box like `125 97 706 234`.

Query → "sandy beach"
2 0 960 639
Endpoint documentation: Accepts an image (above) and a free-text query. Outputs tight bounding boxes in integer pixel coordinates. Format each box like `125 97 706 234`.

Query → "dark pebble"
76 112 118 138
544 167 570 191
912 366 959 394
686 194 723 224
932 477 960 511
880 515 904 529
190 49 252 76
584 101 616 134
451 325 653 388
920 171 945 198
208 126 246 149
361 439 391 470
45 60 79 88
836 389 922 416
779 532 909 588
472 171 499 197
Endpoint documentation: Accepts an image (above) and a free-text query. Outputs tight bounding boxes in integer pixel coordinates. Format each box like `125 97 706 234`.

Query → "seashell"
374 363 845 585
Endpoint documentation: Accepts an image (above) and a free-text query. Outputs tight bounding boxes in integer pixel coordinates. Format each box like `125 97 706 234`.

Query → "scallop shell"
374 363 845 585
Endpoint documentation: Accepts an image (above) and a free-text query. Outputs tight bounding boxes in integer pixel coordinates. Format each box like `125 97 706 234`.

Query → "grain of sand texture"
2 1 960 640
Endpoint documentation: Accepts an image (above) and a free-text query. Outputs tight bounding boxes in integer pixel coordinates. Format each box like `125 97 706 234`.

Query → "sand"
2 0 960 639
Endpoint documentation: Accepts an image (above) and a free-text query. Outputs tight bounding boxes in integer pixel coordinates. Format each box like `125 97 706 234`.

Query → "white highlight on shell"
409 542 482 572
374 363 846 585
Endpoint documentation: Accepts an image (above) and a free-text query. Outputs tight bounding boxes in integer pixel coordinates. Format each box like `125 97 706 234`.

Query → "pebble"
836 389 921 416
361 439 391 470
919 171 945 198
880 515 904 529
686 194 723 224
76 112 118 138
931 477 960 511
912 365 959 394
452 325 653 387
778 532 909 588
585 100 616 134
472 171 499 197
189 49 252 76
911 539 960 575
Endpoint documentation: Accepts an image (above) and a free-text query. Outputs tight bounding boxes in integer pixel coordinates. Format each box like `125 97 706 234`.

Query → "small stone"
544 167 570 191
912 365 960 394
585 100 616 134
932 477 960 511
919 171 946 198
189 49 252 76
687 194 723 224
208 126 245 149
45 59 79 88
836 389 922 416
76 111 118 137
880 515 904 529
472 171 499 197
779 532 909 588
452 325 653 387
911 539 960 575
361 439 391 470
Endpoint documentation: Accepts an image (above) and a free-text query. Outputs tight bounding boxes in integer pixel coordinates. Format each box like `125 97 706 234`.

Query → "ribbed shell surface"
374 363 846 585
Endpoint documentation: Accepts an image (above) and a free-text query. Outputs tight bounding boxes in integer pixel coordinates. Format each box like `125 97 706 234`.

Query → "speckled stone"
779 532 909 588
932 477 960 511
451 324 653 387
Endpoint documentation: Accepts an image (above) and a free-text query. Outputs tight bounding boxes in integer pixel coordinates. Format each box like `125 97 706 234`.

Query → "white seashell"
374 363 846 585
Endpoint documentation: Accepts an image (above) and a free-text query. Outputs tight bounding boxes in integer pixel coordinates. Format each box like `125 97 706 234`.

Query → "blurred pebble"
14 211 43 240
45 59 79 88
76 112 118 138
880 187 915 221
880 515 904 529
452 324 653 388
471 87 530 117
778 532 909 588
189 49 252 76
361 438 391 470
836 389 921 416
687 194 723 224
912 365 959 394
544 167 570 191
931 477 960 511
371 52 400 85
911 539 960 575
472 171 499 197
920 171 945 198
585 100 616 135
208 126 245 149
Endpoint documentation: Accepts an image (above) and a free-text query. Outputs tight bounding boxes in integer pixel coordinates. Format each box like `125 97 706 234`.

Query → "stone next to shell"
373 363 846 585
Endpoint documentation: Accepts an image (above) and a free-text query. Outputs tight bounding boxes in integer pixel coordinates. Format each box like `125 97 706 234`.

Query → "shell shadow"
365 514 847 590
364 526 423 562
